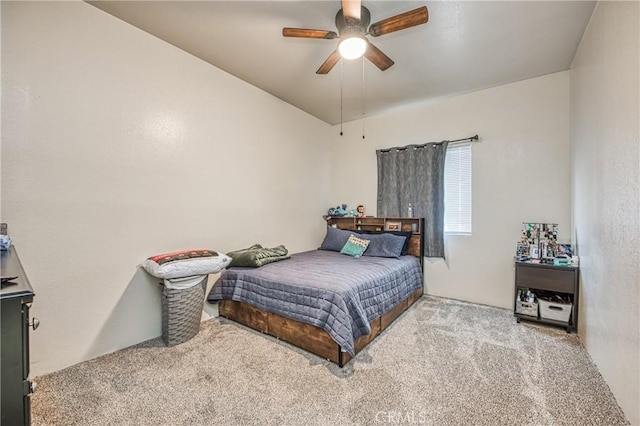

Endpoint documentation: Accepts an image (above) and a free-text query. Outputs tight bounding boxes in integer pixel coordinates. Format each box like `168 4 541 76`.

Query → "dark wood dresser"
1 246 37 426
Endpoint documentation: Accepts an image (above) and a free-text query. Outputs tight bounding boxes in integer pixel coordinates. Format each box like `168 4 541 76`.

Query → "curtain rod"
377 134 479 154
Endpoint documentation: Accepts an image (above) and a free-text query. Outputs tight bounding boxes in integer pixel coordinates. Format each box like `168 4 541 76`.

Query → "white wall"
330 72 571 309
1 1 332 375
570 2 640 424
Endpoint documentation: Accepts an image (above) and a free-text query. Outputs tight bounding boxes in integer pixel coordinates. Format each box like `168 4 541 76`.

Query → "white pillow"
141 249 231 279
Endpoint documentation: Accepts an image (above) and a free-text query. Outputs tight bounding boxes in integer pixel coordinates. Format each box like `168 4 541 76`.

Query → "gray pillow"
362 232 407 258
357 230 413 255
319 226 353 252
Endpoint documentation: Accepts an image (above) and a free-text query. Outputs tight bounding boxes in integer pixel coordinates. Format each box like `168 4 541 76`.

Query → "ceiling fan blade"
316 50 342 74
282 28 338 39
342 0 361 21
368 6 429 37
365 42 394 71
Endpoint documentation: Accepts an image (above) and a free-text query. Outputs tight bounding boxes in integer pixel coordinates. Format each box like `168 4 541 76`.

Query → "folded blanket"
227 244 290 268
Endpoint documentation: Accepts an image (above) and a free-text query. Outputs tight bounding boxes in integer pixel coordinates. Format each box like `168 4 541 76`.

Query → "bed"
207 219 425 367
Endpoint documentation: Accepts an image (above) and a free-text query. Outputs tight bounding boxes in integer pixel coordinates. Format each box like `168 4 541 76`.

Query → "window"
444 144 472 234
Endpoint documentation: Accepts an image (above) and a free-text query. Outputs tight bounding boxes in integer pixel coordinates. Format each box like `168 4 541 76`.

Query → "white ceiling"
87 1 596 125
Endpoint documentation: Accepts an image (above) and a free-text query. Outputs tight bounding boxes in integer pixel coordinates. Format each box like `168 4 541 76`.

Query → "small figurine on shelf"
345 209 358 217
357 205 365 218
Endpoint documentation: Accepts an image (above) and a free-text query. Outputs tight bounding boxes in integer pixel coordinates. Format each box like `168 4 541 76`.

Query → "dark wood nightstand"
514 261 579 333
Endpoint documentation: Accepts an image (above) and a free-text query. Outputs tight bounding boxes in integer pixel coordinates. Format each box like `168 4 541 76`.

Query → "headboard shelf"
325 216 425 263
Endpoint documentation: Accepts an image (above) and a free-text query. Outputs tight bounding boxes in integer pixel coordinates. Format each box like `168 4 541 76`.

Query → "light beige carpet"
32 296 628 425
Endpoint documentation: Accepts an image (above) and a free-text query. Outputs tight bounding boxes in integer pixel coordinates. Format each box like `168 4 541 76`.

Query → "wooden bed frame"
219 217 425 367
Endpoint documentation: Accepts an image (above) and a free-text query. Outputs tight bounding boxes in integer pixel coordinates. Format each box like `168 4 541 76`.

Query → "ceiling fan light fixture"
338 36 367 60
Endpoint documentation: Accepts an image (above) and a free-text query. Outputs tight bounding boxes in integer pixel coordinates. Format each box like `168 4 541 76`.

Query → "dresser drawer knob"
29 317 40 330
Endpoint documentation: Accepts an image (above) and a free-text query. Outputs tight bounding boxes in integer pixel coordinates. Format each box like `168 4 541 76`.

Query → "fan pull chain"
340 60 344 136
361 56 366 139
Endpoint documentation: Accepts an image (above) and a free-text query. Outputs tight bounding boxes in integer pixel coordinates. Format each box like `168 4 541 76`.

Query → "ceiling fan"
283 0 428 74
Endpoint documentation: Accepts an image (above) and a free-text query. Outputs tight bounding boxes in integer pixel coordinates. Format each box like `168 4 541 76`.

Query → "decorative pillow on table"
141 249 231 279
361 232 407 258
340 234 371 258
319 226 353 252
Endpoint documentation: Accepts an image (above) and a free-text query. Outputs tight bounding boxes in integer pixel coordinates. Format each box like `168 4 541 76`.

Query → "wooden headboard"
325 216 425 263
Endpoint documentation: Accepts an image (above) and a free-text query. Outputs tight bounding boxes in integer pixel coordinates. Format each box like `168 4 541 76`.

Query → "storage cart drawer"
539 299 572 322
516 266 574 293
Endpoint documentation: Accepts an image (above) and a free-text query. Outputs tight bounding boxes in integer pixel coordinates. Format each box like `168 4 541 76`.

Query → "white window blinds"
444 143 472 234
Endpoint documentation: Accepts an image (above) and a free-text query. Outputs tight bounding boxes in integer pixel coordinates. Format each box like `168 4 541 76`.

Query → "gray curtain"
376 141 448 257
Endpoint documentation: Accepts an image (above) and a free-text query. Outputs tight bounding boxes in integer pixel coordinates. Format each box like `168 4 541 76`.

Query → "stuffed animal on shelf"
327 204 348 217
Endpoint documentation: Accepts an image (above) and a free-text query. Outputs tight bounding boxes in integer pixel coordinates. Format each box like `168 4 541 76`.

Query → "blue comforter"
207 250 423 355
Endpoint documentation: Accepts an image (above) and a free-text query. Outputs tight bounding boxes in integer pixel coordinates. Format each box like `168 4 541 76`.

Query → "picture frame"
516 242 529 258
557 243 573 257
385 221 401 231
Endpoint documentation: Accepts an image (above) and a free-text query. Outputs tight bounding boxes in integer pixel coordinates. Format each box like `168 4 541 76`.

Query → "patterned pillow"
340 234 371 258
141 249 231 279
